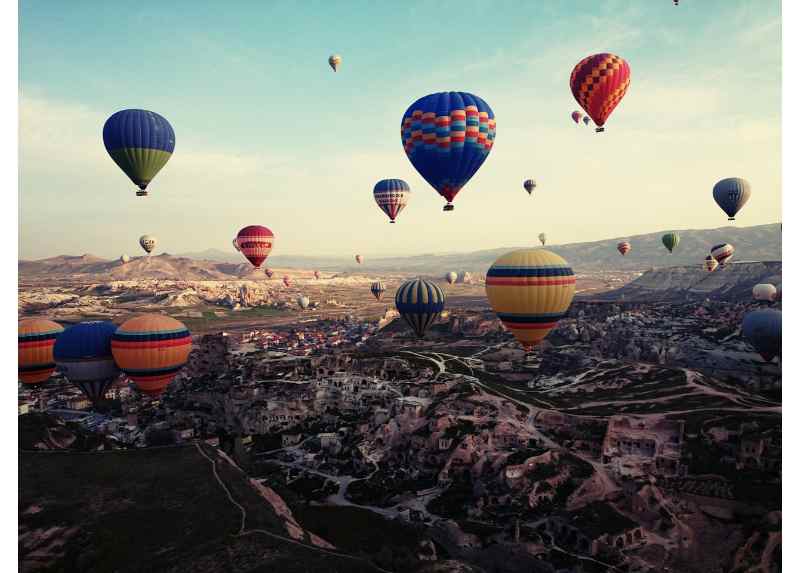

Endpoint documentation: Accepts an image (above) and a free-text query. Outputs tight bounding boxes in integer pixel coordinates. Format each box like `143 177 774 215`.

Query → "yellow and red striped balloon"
111 314 192 396
485 249 576 350
19 318 64 384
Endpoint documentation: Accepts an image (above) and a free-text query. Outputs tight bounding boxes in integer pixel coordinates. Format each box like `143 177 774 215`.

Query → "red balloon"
570 53 630 132
283 275 291 287
234 225 275 268
617 241 631 256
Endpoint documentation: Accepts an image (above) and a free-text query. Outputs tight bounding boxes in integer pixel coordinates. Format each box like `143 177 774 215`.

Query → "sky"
18 0 781 260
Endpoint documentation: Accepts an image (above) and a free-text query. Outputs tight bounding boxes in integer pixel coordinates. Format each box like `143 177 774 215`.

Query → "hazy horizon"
19 1 781 260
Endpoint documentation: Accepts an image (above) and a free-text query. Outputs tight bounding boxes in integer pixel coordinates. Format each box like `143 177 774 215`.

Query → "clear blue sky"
19 0 781 259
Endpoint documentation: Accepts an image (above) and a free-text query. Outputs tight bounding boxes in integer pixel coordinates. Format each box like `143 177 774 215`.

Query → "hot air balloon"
524 180 537 195
103 109 175 196
297 295 310 310
753 283 777 303
355 255 363 264
265 268 274 279
582 116 591 126
395 278 446 337
235 225 275 269
662 233 679 253
742 309 781 362
329 54 342 72
570 53 631 132
485 249 576 350
460 271 473 284
705 255 718 272
139 235 157 255
19 318 63 385
617 241 631 256
711 243 734 266
374 179 411 223
538 233 547 246
120 254 130 264
401 91 496 211
371 281 386 301
713 178 751 222
314 270 321 280
445 272 457 285
54 321 120 405
283 275 291 287
571 111 583 124
111 314 192 396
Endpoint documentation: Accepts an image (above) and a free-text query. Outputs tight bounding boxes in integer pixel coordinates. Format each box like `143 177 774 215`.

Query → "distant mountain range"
20 224 780 280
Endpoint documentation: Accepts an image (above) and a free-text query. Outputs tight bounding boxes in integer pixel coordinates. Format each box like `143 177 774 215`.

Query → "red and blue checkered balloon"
401 92 496 211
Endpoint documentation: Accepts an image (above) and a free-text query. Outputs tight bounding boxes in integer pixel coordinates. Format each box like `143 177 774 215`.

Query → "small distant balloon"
314 270 321 280
538 233 547 246
582 116 591 126
710 243 734 267
297 295 310 309
661 233 679 254
523 180 537 195
713 178 751 222
355 254 363 265
704 255 718 272
283 275 291 287
445 272 457 285
329 54 342 72
617 241 631 256
374 179 411 223
120 254 130 264
139 235 157 255
571 111 583 124
371 281 386 301
265 268 274 279
753 283 777 303
235 225 275 269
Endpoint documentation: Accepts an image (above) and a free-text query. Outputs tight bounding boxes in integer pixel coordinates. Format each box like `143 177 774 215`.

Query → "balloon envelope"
19 318 64 385
742 309 781 362
395 278 446 337
401 91 496 211
371 281 386 301
120 254 130 264
265 268 274 278
538 233 547 246
297 296 310 309
374 179 411 223
662 233 679 253
235 225 275 268
103 109 175 195
704 255 718 272
445 272 457 285
710 243 734 266
54 321 120 403
617 241 631 256
713 178 751 221
314 270 321 280
355 255 363 264
329 54 342 71
111 314 192 396
524 180 537 195
139 235 157 254
571 111 582 124
283 275 291 287
570 53 631 131
485 249 576 350
753 283 777 302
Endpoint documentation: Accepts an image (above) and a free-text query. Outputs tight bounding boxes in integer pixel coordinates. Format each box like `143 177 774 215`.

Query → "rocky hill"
21 224 781 281
588 260 781 302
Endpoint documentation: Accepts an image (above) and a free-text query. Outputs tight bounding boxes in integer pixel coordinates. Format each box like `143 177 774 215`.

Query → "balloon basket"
595 127 605 133
443 204 454 212
136 191 148 197
390 220 396 223
728 217 735 222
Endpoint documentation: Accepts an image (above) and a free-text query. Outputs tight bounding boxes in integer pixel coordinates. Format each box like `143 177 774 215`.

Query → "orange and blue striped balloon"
111 314 192 396
485 249 576 350
19 318 63 384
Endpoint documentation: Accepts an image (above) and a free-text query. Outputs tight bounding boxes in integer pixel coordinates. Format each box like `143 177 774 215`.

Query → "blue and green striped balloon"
103 109 175 196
